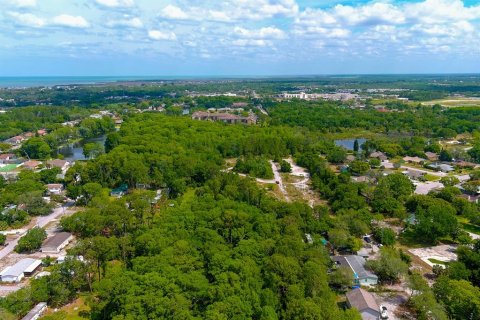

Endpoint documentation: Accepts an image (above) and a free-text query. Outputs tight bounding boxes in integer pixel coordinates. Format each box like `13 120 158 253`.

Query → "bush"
280 160 292 173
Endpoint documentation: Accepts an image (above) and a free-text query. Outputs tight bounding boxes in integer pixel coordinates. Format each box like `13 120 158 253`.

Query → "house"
425 152 438 161
0 258 42 282
332 255 378 286
4 135 24 145
403 156 425 164
41 232 73 253
403 169 425 180
369 152 388 161
231 102 248 108
346 288 381 320
46 183 64 195
351 176 370 183
0 153 15 164
346 155 356 162
22 302 47 320
192 111 257 124
22 160 42 170
46 159 70 174
37 129 47 136
428 163 454 173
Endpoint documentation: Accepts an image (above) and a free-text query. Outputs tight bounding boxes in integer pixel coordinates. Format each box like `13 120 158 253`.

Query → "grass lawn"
461 222 480 235
428 258 448 265
40 296 90 320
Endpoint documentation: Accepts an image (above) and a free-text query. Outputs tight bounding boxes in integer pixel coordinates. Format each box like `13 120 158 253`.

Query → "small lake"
58 135 107 161
335 138 367 151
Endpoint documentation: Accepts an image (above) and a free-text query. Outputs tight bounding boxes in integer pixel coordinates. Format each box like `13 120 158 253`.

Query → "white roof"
0 258 41 278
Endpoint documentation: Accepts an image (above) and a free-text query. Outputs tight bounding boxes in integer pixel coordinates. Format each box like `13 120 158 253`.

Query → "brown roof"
41 232 72 250
346 288 379 313
47 184 63 189
46 159 68 168
0 153 14 159
23 160 42 169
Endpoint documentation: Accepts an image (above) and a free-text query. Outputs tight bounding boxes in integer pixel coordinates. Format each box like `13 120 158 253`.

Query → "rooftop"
0 258 41 278
332 255 378 280
42 232 73 250
346 288 379 313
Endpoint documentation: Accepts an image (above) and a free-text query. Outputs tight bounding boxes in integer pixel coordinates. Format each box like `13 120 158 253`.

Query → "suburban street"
0 202 73 261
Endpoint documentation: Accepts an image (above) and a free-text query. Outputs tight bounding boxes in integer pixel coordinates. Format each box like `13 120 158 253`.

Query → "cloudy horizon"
1 0 480 76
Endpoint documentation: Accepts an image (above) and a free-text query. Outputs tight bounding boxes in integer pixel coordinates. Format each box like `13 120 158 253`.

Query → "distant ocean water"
0 76 225 88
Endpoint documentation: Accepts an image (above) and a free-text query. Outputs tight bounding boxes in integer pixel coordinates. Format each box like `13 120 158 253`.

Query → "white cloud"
158 0 298 22
405 0 480 24
234 26 286 39
52 15 90 28
148 30 177 41
95 0 134 8
106 17 143 28
160 5 189 20
8 11 45 28
232 39 269 47
10 0 36 7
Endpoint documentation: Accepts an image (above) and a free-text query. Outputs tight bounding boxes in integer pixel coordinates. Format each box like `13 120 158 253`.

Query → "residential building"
332 255 378 286
403 169 425 180
428 163 454 173
0 153 15 164
22 160 42 170
46 183 64 195
346 288 381 320
46 159 70 174
0 258 42 282
369 152 388 161
22 302 47 320
425 152 438 161
41 232 74 253
192 111 257 124
403 156 425 164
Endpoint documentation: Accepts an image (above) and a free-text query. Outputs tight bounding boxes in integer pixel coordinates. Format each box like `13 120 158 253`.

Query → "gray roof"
42 232 72 250
22 302 47 320
0 258 41 278
332 255 378 280
346 288 379 313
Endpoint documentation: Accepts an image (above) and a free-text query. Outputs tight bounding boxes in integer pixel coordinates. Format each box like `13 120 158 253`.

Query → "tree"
373 228 396 246
415 201 458 243
326 148 347 164
329 266 354 289
82 142 104 159
439 149 453 162
408 273 448 320
20 137 51 159
368 158 381 168
14 227 47 253
440 176 460 187
353 139 359 153
280 160 292 173
0 234 6 245
349 160 369 176
105 132 121 153
366 248 408 284
434 277 480 320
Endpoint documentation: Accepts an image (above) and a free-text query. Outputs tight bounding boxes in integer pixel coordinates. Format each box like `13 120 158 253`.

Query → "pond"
58 135 107 161
334 138 367 151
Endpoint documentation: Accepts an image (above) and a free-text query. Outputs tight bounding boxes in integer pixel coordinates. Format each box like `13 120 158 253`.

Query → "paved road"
0 202 73 261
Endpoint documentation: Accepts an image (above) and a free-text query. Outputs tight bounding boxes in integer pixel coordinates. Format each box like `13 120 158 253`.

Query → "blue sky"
1 0 480 76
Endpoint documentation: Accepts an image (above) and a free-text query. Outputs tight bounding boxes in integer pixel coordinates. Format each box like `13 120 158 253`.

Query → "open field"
422 97 480 107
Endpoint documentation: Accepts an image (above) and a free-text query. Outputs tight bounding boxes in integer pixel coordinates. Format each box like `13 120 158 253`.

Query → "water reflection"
58 135 107 161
